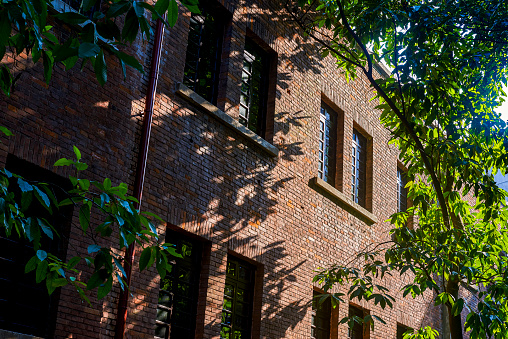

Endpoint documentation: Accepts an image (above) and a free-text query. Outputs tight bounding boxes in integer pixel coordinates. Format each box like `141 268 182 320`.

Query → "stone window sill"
175 83 279 157
310 177 378 225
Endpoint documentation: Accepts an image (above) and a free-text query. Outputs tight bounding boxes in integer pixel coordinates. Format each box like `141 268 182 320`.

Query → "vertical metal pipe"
115 15 166 339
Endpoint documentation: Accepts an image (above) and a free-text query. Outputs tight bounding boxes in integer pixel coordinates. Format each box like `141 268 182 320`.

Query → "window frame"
318 103 339 187
220 256 256 339
311 291 331 339
239 38 271 138
183 1 230 105
352 129 368 208
154 230 204 339
397 166 408 213
396 323 413 339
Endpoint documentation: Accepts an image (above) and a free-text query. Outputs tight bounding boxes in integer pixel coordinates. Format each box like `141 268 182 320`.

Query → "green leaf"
78 42 100 58
38 218 53 240
73 145 82 161
0 65 13 96
54 158 74 167
79 204 91 232
74 162 88 171
86 271 104 290
139 246 152 271
97 277 113 299
42 50 54 84
107 1 131 18
25 256 38 273
47 277 68 295
18 178 33 192
34 186 51 209
168 0 178 27
0 126 13 136
122 8 139 42
94 49 107 86
37 249 47 261
154 0 169 16
54 12 89 25
88 244 101 253
82 0 98 12
36 259 48 283
180 0 200 13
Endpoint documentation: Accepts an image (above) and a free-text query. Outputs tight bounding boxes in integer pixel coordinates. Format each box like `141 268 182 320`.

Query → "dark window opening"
397 167 408 213
0 154 73 338
318 104 338 186
57 0 102 19
155 230 203 339
397 323 413 339
221 256 255 339
183 1 229 105
348 305 366 339
352 129 367 207
311 291 331 339
239 38 270 138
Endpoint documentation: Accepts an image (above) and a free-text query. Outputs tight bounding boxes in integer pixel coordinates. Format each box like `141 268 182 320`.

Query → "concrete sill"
310 177 378 225
0 329 42 339
176 83 279 158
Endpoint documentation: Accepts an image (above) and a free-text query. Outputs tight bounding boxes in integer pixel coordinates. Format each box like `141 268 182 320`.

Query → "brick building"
0 0 444 338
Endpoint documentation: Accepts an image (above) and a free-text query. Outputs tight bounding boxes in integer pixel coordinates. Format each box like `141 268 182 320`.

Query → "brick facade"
0 0 445 338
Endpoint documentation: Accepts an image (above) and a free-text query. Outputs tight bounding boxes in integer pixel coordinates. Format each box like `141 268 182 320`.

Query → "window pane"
352 129 367 207
311 291 331 339
239 39 269 137
221 257 255 339
183 2 227 104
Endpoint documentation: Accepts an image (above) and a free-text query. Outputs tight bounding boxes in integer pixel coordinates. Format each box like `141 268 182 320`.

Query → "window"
183 1 229 105
397 323 413 339
352 129 367 207
397 167 408 213
0 154 72 337
239 38 270 137
311 291 331 339
348 305 367 339
221 256 255 339
155 231 203 339
318 104 338 185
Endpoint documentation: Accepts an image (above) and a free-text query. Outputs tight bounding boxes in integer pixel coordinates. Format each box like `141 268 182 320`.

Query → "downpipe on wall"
115 15 166 339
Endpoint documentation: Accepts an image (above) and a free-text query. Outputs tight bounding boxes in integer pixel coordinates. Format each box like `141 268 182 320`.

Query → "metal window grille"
397 168 408 212
348 305 365 339
183 4 225 105
0 155 72 338
220 257 255 339
352 129 367 207
155 231 202 339
311 292 331 339
239 39 269 137
318 106 334 183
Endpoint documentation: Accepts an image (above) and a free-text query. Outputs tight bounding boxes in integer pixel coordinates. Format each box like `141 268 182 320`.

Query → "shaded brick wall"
0 0 444 338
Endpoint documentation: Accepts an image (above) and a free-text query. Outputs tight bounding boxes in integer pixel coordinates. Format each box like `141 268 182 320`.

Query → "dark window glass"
348 305 365 339
352 129 367 207
318 105 337 185
0 154 72 337
311 291 331 339
397 168 408 213
239 38 270 137
397 324 412 339
183 2 227 104
221 257 255 339
155 231 203 339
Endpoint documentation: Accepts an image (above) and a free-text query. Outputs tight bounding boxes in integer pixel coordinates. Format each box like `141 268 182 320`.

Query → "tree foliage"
0 0 199 94
290 0 508 338
0 128 181 301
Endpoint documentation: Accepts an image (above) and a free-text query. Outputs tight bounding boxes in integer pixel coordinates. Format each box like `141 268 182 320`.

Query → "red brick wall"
0 1 444 338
